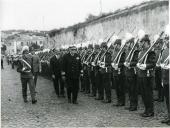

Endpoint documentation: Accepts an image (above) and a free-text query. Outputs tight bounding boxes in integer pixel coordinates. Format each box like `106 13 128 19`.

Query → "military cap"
114 39 121 45
100 42 107 49
126 38 135 44
88 44 93 49
140 34 150 43
69 46 77 50
109 44 114 49
94 44 100 49
22 45 29 53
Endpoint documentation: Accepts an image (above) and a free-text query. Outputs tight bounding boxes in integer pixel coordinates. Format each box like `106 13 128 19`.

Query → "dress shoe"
124 106 130 110
72 101 78 104
161 118 170 123
167 120 170 125
32 100 37 104
113 103 124 107
60 95 65 98
68 99 71 103
102 99 111 103
24 99 28 103
95 97 104 100
88 94 95 97
129 107 137 111
140 112 154 117
154 98 164 102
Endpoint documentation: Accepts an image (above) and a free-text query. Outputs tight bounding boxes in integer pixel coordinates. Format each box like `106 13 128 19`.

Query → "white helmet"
154 34 159 42
125 32 133 41
165 24 170 36
22 46 29 53
138 29 145 39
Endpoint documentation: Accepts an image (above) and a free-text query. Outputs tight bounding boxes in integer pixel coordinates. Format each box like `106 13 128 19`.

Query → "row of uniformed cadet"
78 30 169 124
35 29 169 125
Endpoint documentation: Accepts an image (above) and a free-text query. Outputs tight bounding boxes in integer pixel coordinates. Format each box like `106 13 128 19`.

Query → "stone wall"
46 0 169 49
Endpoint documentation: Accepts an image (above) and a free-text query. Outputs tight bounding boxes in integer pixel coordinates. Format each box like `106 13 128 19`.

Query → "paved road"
1 62 168 127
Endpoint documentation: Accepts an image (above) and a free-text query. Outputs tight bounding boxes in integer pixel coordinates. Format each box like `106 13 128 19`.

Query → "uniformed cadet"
99 42 112 103
137 34 156 117
160 36 170 125
89 44 99 97
112 39 126 106
83 44 93 94
124 37 139 111
63 46 82 104
94 43 105 100
17 46 37 104
154 38 164 102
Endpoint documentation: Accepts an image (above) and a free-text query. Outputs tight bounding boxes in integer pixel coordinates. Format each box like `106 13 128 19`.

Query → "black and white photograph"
0 0 169 127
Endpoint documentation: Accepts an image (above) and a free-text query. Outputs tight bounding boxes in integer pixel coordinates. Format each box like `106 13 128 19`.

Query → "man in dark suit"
50 51 64 97
63 46 82 104
31 50 41 88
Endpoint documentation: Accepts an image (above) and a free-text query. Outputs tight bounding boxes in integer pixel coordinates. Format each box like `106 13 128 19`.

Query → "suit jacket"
63 53 82 79
50 55 62 77
32 54 41 73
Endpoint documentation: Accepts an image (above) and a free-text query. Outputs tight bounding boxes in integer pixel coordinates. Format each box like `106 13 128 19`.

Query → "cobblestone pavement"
1 62 168 127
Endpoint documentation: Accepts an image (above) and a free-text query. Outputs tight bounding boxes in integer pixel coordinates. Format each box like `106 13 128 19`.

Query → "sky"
0 0 149 31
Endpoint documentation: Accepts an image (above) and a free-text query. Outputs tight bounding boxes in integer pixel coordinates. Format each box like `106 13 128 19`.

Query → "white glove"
111 63 115 68
114 64 118 70
91 62 95 66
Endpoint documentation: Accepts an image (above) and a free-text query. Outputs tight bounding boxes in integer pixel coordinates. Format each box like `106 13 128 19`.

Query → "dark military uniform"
89 50 97 97
17 51 36 103
114 51 126 106
100 50 112 103
63 51 82 103
161 46 169 124
137 49 156 116
125 49 139 110
82 51 91 94
155 48 164 102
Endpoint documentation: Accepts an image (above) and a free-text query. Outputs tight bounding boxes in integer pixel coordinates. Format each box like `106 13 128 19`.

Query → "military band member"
137 35 156 117
63 46 82 104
